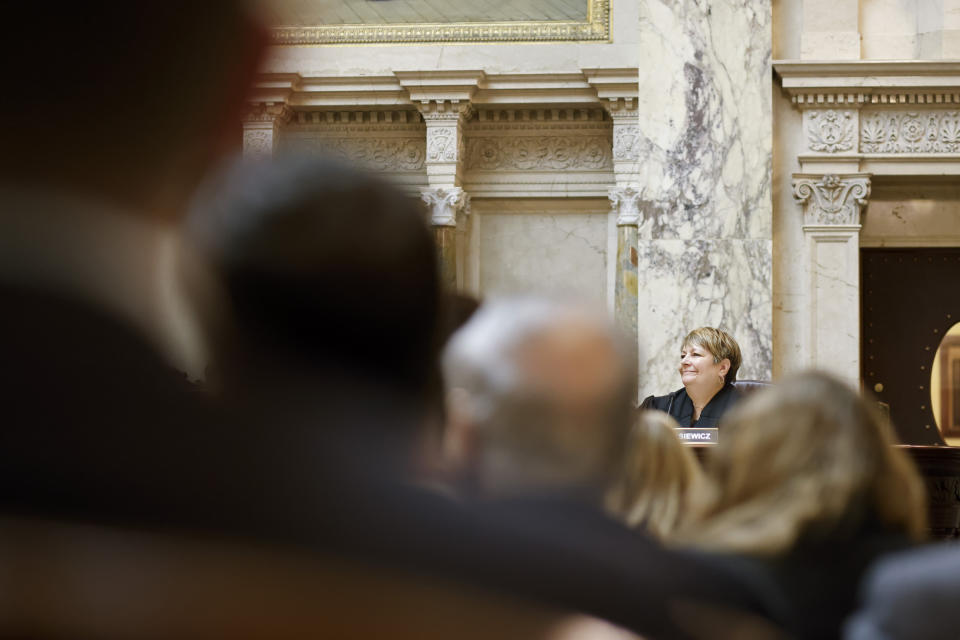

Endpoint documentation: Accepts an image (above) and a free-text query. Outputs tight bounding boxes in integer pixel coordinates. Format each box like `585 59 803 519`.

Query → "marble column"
609 186 641 347
792 173 871 386
636 0 773 394
241 103 293 159
605 98 642 398
419 100 473 289
421 187 470 291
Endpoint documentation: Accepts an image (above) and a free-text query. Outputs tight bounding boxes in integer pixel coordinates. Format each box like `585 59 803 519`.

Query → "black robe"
641 383 741 428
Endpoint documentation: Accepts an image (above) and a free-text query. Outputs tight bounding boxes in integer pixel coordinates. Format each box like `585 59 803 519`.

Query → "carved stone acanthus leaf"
609 186 642 226
806 110 855 153
283 137 426 171
242 130 273 158
860 110 960 153
421 187 469 226
792 174 871 226
465 136 612 171
613 124 639 162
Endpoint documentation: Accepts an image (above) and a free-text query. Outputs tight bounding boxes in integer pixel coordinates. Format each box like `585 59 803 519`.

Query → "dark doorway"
861 248 960 445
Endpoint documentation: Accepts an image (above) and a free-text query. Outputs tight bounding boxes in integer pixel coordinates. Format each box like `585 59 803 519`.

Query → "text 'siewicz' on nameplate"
674 428 718 445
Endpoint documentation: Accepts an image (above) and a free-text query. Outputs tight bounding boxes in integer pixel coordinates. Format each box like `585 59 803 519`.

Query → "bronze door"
861 248 960 445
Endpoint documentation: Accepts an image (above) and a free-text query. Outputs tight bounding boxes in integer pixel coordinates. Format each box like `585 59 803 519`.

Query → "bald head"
442 298 635 499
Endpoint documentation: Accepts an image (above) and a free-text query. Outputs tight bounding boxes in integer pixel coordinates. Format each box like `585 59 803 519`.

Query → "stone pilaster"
793 173 871 386
421 187 470 290
603 97 642 398
609 186 641 351
241 103 293 159
606 98 640 186
419 100 473 188
418 100 473 289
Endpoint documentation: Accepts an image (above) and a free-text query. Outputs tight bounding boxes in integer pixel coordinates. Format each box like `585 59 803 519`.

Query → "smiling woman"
641 327 743 429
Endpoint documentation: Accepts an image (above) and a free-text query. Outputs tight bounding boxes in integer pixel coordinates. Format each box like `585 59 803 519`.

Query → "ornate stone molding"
241 103 294 125
778 61 960 174
805 109 857 153
613 123 640 162
270 0 610 45
609 186 642 226
283 137 426 172
241 103 294 159
860 110 960 153
419 100 475 122
291 110 421 126
790 92 960 107
793 174 871 226
418 101 473 186
421 187 469 227
473 108 606 124
465 136 611 171
242 130 274 159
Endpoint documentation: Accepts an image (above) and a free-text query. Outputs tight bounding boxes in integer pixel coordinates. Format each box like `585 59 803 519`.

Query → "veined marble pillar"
419 100 473 289
610 186 640 344
792 173 871 386
421 187 469 290
636 0 773 394
241 103 293 159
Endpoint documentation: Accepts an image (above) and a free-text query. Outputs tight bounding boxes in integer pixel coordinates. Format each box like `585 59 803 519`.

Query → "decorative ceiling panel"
267 0 609 45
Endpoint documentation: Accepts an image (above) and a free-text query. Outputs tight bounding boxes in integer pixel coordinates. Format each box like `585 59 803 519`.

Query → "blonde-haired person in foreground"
676 371 927 640
606 410 704 539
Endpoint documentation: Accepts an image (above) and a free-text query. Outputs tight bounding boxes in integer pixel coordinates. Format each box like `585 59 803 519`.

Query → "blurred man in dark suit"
0 2 268 522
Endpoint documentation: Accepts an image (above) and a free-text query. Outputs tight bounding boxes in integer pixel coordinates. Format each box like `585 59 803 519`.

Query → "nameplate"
674 428 718 445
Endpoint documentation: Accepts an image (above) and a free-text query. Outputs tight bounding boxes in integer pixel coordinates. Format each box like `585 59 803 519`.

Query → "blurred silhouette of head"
606 410 703 539
680 371 927 555
442 297 636 500
1 2 264 217
190 155 440 410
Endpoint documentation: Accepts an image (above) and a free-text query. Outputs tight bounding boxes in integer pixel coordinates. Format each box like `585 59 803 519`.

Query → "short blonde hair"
682 327 742 384
676 371 927 556
606 410 704 539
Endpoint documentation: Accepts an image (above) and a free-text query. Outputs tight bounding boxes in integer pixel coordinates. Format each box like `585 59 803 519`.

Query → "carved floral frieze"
465 136 612 171
860 110 960 153
283 137 426 172
792 174 871 226
805 110 856 153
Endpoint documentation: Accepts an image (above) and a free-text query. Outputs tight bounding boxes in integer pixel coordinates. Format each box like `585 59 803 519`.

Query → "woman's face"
679 342 728 390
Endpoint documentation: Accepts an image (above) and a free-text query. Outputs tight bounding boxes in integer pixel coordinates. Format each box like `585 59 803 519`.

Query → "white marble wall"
472 199 609 303
635 0 773 394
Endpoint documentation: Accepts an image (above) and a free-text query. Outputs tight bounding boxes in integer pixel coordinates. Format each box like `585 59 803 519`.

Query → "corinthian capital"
792 174 871 226
421 187 469 227
609 185 643 226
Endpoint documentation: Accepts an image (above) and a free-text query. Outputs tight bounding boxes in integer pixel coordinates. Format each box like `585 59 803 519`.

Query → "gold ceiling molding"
271 0 610 45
